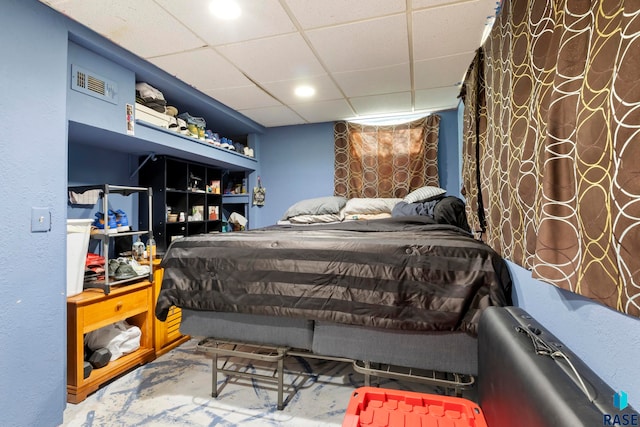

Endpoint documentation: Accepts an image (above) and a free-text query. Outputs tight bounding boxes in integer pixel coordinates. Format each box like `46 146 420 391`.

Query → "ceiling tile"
306 14 409 73
262 75 343 104
239 105 307 127
216 33 326 82
40 0 493 128
412 1 496 60
52 0 204 58
289 99 356 124
411 0 467 9
149 48 252 91
414 86 461 111
414 52 476 89
333 64 410 97
284 0 405 29
204 86 281 111
349 92 412 116
155 0 296 46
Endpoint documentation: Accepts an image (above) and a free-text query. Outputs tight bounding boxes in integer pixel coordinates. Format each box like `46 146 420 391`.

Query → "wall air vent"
71 64 118 105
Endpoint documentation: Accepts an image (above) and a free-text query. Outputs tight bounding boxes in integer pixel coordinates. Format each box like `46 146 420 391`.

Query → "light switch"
31 207 51 232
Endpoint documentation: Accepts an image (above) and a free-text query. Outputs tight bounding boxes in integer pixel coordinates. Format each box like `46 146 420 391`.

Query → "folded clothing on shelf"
85 320 141 362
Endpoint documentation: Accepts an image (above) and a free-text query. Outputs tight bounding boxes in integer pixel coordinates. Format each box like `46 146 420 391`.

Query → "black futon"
478 306 638 427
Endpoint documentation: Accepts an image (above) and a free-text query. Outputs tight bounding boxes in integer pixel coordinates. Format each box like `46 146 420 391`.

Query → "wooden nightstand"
66 281 156 403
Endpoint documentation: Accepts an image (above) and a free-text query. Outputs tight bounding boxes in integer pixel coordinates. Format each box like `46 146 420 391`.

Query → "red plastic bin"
342 387 488 427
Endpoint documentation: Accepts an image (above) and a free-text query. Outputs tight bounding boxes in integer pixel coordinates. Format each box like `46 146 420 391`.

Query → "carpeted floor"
62 339 475 426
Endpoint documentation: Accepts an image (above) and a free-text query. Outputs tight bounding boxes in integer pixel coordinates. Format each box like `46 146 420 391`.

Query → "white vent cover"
71 64 118 104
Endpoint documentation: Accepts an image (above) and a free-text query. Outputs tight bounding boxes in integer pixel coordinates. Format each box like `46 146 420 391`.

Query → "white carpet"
63 339 472 426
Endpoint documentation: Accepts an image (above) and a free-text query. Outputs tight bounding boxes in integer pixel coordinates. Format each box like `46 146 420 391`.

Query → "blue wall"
255 122 336 227
509 262 640 410
255 110 462 227
0 1 69 426
436 109 462 198
2 2 638 426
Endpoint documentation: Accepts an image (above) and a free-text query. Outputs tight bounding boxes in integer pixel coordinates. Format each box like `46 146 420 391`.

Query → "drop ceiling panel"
216 33 326 83
239 105 306 127
284 0 405 29
349 92 412 116
40 0 498 127
415 86 461 111
411 0 470 9
414 52 476 89
149 48 253 91
306 14 409 73
412 2 493 60
205 86 282 111
262 75 343 104
333 64 410 98
289 99 356 123
154 0 296 46
51 0 204 58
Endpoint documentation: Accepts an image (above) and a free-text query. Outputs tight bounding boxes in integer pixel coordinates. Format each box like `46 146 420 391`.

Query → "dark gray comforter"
156 216 512 336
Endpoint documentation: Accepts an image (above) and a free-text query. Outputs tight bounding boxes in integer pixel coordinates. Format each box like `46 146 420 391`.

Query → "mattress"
157 216 512 336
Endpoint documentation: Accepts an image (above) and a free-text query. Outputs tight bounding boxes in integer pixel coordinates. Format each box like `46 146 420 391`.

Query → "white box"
67 219 92 297
135 102 173 129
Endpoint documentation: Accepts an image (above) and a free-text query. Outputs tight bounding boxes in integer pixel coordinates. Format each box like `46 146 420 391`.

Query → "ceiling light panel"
263 75 342 104
209 0 241 20
155 0 296 46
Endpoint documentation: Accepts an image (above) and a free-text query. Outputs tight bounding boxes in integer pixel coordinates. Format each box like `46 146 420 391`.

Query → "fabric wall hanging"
333 115 440 199
461 0 640 317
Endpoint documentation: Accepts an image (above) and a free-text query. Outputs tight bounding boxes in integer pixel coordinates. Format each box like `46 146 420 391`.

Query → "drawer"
82 288 149 331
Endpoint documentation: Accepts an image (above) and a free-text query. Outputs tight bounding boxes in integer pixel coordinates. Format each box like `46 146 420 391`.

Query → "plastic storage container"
66 219 92 297
342 387 488 427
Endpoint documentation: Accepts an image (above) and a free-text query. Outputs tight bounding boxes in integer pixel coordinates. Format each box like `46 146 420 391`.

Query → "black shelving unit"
221 170 250 231
139 156 223 254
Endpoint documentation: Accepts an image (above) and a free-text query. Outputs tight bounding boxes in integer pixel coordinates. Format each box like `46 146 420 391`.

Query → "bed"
155 192 512 408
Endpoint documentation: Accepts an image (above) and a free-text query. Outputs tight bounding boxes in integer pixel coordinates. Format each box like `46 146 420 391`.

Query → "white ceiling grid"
42 0 499 127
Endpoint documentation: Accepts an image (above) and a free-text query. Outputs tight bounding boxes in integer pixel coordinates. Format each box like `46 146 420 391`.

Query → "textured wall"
0 1 69 426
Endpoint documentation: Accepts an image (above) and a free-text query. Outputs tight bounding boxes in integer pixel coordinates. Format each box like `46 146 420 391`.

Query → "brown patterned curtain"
462 0 640 317
334 116 440 198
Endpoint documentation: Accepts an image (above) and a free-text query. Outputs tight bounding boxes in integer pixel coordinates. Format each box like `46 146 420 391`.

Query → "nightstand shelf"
66 281 155 403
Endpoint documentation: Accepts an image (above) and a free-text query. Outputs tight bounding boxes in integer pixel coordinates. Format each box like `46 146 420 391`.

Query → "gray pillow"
403 186 446 204
281 196 347 220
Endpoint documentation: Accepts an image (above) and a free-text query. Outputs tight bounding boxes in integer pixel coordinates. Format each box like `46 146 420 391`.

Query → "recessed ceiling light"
294 85 316 98
209 0 241 20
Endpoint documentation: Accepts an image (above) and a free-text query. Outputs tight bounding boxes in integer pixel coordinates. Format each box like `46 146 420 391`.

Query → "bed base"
196 337 475 410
